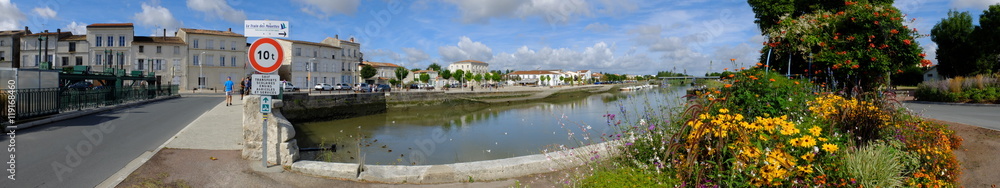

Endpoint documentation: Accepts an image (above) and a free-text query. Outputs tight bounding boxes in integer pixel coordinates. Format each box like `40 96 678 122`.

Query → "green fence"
1 85 179 125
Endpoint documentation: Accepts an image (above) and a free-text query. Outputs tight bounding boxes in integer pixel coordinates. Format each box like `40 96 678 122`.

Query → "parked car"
408 84 420 89
282 82 299 92
334 83 350 90
314 83 334 91
67 81 93 91
354 83 369 92
376 84 392 92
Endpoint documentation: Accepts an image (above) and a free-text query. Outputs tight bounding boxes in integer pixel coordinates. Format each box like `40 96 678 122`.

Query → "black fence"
1 85 179 125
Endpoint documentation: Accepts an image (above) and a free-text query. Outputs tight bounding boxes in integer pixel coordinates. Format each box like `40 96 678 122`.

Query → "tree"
758 1 927 91
932 10 977 77
441 69 452 81
465 72 474 84
453 69 465 84
360 64 377 82
394 67 410 88
389 78 400 87
410 68 421 72
974 5 1000 73
427 63 442 72
419 73 430 83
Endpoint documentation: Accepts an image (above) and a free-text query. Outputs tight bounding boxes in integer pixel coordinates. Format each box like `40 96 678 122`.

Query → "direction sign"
251 74 281 95
248 38 284 73
260 96 272 113
244 20 289 38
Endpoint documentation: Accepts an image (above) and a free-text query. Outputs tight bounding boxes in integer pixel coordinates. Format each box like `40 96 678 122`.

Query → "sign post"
248 38 284 167
245 20 290 38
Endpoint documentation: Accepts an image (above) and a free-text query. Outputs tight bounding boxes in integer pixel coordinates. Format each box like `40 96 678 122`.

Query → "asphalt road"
903 102 1000 131
1 96 221 188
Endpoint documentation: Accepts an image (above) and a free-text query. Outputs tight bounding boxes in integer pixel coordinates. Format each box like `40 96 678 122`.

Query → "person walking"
239 77 247 100
225 77 235 106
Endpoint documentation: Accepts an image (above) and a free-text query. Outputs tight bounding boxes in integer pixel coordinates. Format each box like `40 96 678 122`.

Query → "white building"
87 23 135 73
447 60 488 74
0 28 30 68
509 70 566 86
132 36 186 85
176 28 248 90
321 36 361 85
19 30 69 69
275 38 344 88
361 61 401 84
56 34 89 68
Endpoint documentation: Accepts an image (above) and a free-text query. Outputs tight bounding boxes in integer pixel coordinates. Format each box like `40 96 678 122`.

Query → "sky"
0 0 997 76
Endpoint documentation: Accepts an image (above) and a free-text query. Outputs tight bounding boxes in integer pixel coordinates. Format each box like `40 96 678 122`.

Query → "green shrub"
580 167 675 187
841 140 913 188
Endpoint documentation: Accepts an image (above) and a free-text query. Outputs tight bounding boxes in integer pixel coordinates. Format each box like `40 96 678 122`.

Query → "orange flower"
724 84 732 88
794 81 800 85
730 58 736 62
769 78 776 82
903 39 912 45
756 62 763 66
851 64 860 69
729 74 735 78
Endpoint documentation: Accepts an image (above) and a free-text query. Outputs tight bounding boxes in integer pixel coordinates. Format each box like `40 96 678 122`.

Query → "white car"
334 83 349 90
314 83 334 91
282 82 299 92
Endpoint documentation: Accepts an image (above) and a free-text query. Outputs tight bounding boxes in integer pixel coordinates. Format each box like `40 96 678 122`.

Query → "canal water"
294 86 690 165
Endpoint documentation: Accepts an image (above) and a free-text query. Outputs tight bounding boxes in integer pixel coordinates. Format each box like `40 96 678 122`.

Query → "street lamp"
199 52 205 90
308 58 315 93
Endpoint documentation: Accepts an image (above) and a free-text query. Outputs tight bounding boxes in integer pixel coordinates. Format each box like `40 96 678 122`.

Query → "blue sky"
1 0 996 75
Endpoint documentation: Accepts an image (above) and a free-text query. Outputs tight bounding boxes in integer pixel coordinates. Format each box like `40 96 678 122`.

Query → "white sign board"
251 74 281 95
244 20 289 38
260 96 272 113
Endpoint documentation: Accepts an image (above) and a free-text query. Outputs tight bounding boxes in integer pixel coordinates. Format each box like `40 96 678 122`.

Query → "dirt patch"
933 119 1000 187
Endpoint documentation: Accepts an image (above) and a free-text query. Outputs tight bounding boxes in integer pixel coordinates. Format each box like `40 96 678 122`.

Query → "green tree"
427 63 442 72
760 1 925 91
974 5 1000 73
395 67 410 86
419 73 430 83
474 73 483 83
453 69 465 84
441 69 452 80
389 78 400 86
932 10 977 77
360 64 377 82
465 72 474 84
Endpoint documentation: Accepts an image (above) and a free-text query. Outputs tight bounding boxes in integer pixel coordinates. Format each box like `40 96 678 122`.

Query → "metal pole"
765 48 772 74
262 112 268 167
786 53 792 77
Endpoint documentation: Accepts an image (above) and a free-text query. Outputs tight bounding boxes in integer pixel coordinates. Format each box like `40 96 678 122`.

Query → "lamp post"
105 49 112 75
308 58 315 93
199 52 205 90
37 36 42 68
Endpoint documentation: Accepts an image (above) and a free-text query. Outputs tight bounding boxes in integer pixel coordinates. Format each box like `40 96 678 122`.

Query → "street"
904 102 1000 131
1 96 221 188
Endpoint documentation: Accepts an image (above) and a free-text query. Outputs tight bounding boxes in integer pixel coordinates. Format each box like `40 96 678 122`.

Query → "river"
294 86 690 165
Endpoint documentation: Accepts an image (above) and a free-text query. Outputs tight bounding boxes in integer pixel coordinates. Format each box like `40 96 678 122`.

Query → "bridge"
658 76 721 80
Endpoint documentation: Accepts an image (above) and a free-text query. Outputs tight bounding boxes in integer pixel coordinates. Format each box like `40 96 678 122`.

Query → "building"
275 38 343 88
20 29 71 69
0 27 30 68
321 36 361 85
132 36 186 85
447 60 488 75
176 28 248 90
923 66 941 82
56 34 89 68
361 61 401 84
87 23 135 73
509 70 566 86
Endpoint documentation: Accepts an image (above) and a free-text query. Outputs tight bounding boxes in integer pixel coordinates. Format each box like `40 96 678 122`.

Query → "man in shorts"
225 77 235 106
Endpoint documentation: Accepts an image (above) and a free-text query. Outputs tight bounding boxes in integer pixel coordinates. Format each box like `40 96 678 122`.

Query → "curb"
902 100 1000 107
10 95 181 131
291 141 620 184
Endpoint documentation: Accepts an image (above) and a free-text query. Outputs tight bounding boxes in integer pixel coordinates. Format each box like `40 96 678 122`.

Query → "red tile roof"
25 31 71 36
179 28 244 37
87 23 134 28
0 30 29 35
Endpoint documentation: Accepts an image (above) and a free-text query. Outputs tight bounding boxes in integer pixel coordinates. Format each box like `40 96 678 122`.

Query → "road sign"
244 20 289 38
251 74 281 95
248 38 284 73
260 96 272 113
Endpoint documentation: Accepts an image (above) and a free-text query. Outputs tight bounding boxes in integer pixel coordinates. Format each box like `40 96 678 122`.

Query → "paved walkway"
164 96 244 150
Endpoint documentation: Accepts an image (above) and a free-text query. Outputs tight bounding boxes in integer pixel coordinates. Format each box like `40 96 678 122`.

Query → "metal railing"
2 85 179 124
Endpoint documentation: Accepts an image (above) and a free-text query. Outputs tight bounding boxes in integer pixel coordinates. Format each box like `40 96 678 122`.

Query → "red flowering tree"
757 0 929 91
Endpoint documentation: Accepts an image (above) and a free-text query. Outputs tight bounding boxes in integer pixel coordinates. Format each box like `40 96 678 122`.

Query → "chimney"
163 29 167 38
228 28 232 32
350 37 354 43
57 29 60 34
335 34 338 39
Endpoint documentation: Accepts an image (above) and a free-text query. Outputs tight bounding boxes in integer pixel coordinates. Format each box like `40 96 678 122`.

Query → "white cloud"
64 21 87 34
294 0 361 17
438 36 494 62
403 47 431 64
133 2 183 36
186 0 247 23
32 6 56 19
923 43 938 65
630 25 688 52
442 0 590 24
952 0 1000 9
584 22 610 32
0 0 26 30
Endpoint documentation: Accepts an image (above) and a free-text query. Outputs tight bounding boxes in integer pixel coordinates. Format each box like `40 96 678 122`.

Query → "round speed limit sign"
248 38 284 73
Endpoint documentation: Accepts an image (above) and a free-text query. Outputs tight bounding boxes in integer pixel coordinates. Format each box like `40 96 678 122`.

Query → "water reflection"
295 86 690 165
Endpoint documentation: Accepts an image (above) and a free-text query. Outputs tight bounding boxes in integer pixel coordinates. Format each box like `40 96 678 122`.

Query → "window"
231 42 237 50
96 54 102 65
119 36 125 46
139 46 144 53
68 42 76 52
0 40 4 46
156 46 162 54
95 35 102 46
295 48 301 56
155 59 163 70
313 50 317 58
206 55 214 66
219 40 225 50
107 36 113 47
138 59 145 70
219 56 225 66
231 56 237 67
62 57 69 66
193 39 199 48
75 57 83 65
174 46 180 54
0 51 4 60
193 55 199 65
206 40 214 49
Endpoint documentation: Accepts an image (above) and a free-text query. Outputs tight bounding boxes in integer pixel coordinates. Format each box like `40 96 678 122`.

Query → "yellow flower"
797 165 814 174
818 137 828 142
809 126 822 136
799 135 817 148
719 108 729 114
801 152 815 162
822 143 839 153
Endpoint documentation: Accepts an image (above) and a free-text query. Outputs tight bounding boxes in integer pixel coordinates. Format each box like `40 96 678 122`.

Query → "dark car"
375 84 391 92
67 81 93 91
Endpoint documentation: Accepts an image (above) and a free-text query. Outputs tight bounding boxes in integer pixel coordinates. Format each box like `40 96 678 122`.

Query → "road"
1 96 222 188
903 102 1000 131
